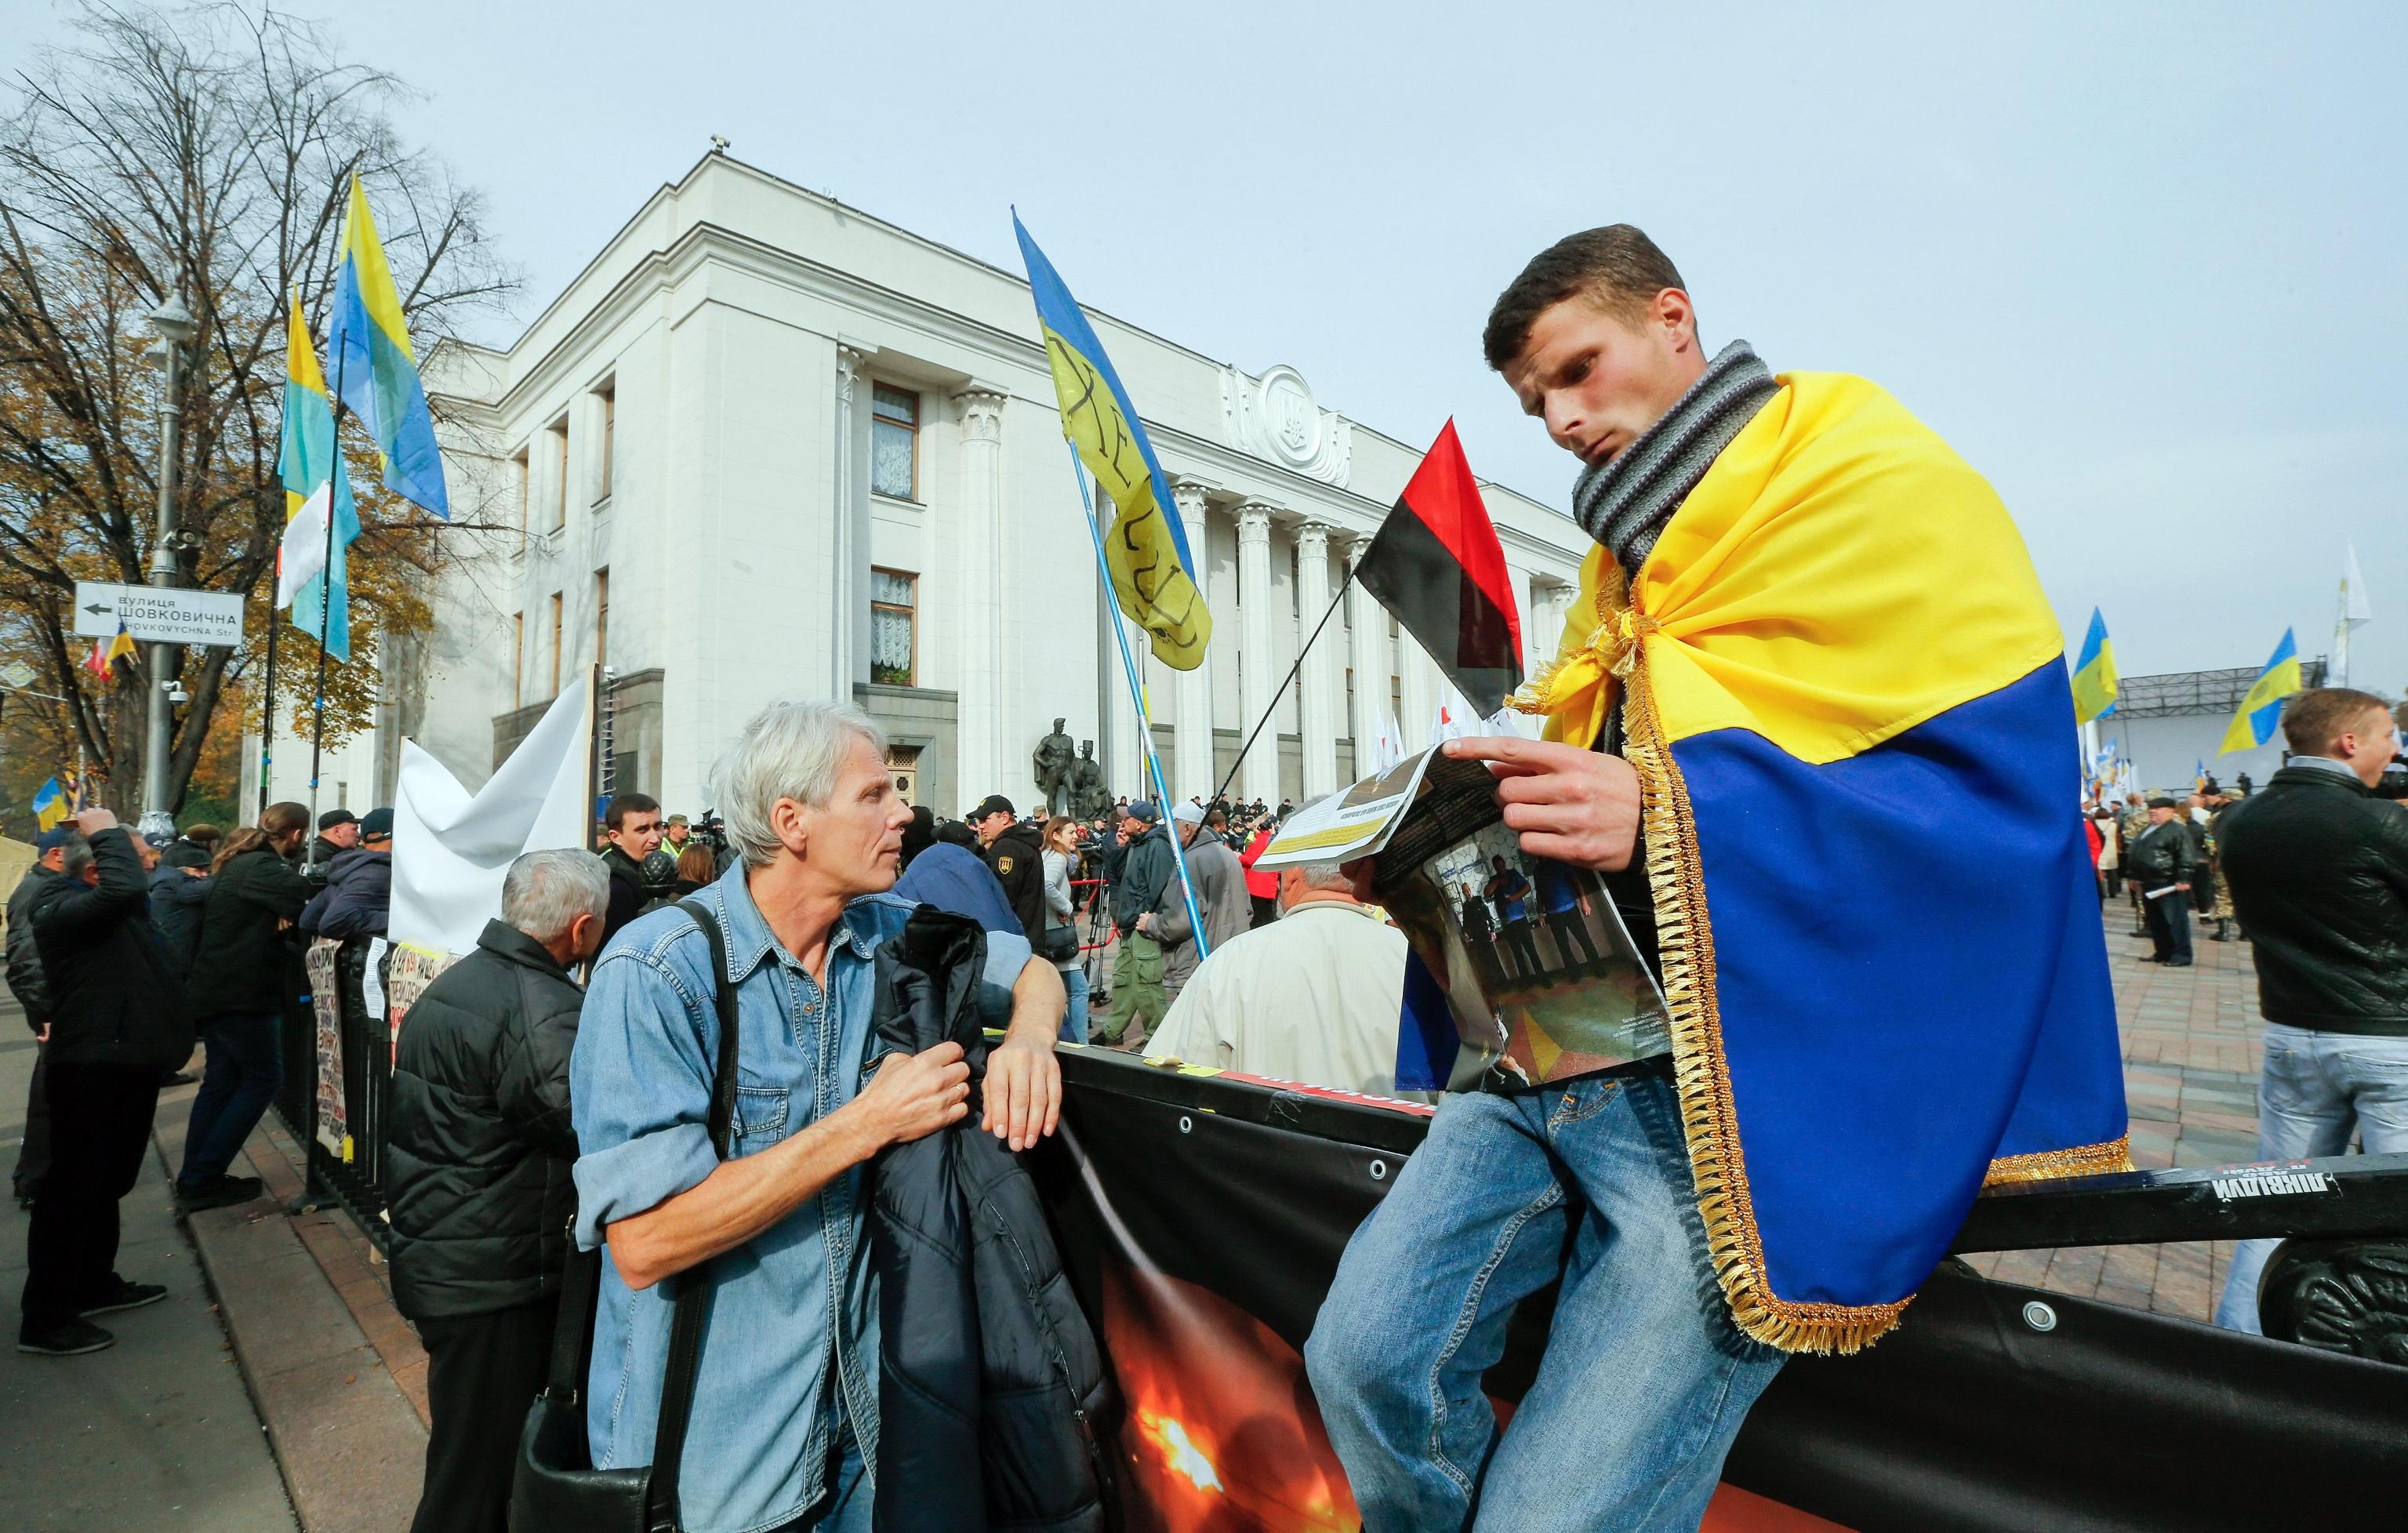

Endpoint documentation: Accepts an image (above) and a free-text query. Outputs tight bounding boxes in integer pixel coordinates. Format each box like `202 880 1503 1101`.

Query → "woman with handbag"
1040 816 1088 1043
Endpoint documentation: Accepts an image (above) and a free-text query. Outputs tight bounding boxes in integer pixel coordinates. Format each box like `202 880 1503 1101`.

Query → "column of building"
1294 518 1339 799
1171 478 1217 804
1234 500 1280 805
953 387 1007 800
830 343 870 699
1346 531 1388 771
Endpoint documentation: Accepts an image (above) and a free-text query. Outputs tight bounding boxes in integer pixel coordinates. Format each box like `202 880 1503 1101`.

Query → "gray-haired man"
386 848 612 1533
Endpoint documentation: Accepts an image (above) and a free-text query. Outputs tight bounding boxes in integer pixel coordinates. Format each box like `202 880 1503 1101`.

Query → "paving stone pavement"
1961 898 2274 1320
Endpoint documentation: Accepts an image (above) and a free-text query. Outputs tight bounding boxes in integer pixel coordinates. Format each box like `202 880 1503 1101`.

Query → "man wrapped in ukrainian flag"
1305 226 2129 1531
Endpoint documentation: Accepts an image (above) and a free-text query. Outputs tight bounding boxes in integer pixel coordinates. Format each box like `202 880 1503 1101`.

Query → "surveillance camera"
167 685 190 704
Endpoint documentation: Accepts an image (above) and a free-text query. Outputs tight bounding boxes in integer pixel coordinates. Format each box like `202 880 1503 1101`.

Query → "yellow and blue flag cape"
281 293 360 661
1012 215 1209 670
2219 629 2301 754
2070 607 2117 723
329 176 447 519
31 776 66 833
1513 373 2128 1353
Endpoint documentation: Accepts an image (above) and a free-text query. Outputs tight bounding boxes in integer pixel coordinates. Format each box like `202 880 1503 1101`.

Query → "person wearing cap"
146 826 214 979
2124 795 2198 966
20 808 191 1355
308 808 361 883
1146 801 1248 1004
970 794 1048 943
301 807 394 941
659 812 694 863
1099 801 1174 1047
6 826 74 1209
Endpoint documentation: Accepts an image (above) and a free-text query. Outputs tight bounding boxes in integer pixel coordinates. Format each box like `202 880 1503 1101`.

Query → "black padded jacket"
2219 766 2408 1036
868 906 1113 1533
29 830 191 1071
384 919 585 1320
5 866 56 1026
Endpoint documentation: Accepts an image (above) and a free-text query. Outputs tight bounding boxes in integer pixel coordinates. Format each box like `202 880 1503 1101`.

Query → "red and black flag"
1353 421 1524 712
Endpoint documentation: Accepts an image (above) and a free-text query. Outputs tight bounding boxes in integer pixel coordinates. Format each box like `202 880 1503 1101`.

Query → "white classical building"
247 152 1592 820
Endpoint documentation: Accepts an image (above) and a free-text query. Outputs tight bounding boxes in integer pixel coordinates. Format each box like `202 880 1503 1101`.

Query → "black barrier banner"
1035 1048 2408 1532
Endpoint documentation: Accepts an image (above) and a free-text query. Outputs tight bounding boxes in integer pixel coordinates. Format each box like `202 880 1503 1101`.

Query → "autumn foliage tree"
0 2 512 819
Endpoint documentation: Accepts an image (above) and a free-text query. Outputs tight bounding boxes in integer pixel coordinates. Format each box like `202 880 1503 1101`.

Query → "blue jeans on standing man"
176 1009 282 1190
2214 1023 2408 1332
1305 1061 1785 1532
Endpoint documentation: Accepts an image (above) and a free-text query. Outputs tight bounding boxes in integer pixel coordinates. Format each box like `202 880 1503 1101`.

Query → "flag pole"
305 333 347 871
1064 445 1210 961
257 598 278 816
1208 573 1353 811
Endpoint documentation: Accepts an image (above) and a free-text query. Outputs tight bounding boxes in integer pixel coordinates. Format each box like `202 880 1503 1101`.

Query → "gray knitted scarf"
1572 340 1778 575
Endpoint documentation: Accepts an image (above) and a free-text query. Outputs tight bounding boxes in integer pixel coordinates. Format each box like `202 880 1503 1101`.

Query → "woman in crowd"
1041 816 1088 1043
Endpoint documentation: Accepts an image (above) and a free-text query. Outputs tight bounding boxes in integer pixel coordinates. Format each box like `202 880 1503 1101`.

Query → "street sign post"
72 581 243 648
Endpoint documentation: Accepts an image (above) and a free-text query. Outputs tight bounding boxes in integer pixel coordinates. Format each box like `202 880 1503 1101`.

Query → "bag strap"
642 899 744 1533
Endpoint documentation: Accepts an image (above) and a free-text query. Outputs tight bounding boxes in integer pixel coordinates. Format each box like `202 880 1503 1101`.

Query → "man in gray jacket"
1149 801 1248 1003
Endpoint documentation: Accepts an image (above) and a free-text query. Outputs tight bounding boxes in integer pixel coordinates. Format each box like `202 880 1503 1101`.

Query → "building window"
593 379 616 502
547 416 568 532
870 385 919 500
594 568 609 667
512 447 530 550
549 592 563 696
870 568 916 686
512 611 525 703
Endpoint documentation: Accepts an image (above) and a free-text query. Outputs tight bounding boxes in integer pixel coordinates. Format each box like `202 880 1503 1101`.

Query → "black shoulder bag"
511 901 739 1533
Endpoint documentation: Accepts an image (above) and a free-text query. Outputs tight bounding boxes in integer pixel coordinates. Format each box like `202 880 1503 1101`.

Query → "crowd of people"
6 801 395 1357
7 215 2403 1533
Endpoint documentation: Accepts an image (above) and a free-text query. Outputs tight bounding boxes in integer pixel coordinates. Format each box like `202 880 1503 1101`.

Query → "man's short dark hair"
2280 688 2392 758
605 792 660 833
1482 224 1690 372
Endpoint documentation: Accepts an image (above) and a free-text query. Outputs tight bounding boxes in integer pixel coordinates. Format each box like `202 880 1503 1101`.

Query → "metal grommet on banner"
1368 1159 1387 1182
1178 1115 1193 1135
2021 1300 2058 1333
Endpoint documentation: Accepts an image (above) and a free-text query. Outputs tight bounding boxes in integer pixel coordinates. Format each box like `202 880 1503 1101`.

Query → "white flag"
391 674 594 963
2342 540 2373 629
1370 703 1404 773
275 481 332 609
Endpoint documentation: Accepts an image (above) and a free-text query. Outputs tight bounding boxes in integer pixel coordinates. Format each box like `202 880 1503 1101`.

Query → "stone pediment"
1219 362 1352 488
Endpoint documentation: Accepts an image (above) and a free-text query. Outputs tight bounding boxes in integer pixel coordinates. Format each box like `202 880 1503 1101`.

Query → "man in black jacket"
147 834 213 978
597 790 666 949
6 828 69 1209
387 848 609 1533
2124 796 2198 966
300 807 392 939
18 810 193 1356
969 794 1048 941
2212 688 2408 1332
1098 801 1173 1047
176 801 314 1212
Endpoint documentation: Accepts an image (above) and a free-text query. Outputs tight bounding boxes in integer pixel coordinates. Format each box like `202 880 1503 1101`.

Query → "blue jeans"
769 1432 868 1532
2214 1024 2408 1331
1306 1063 1785 1532
176 1010 282 1189
1057 965 1089 1044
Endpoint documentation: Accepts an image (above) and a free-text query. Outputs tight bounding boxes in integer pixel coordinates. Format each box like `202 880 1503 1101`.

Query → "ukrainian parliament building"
244 152 1591 819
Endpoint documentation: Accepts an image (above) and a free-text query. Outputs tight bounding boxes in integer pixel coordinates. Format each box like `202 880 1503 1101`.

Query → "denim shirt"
570 865 1031 1533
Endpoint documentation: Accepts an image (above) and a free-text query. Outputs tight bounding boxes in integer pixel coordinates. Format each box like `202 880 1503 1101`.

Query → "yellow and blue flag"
1512 374 2127 1353
2069 608 2117 723
281 292 360 661
328 176 447 519
31 776 66 833
2219 628 2302 754
1012 215 1210 670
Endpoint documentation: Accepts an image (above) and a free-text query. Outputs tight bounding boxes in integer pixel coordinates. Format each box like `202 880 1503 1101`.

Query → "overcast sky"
12 2 2404 693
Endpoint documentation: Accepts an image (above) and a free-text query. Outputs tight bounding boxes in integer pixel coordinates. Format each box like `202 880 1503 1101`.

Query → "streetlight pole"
141 294 197 842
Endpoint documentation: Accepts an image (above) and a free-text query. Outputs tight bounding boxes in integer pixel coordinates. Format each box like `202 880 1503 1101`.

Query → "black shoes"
174 1174 264 1213
17 1318 114 1356
2166 958 2193 968
81 1277 168 1317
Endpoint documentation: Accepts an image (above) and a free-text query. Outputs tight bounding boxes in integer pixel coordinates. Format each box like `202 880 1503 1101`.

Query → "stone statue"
1069 740 1108 819
1032 717 1076 814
